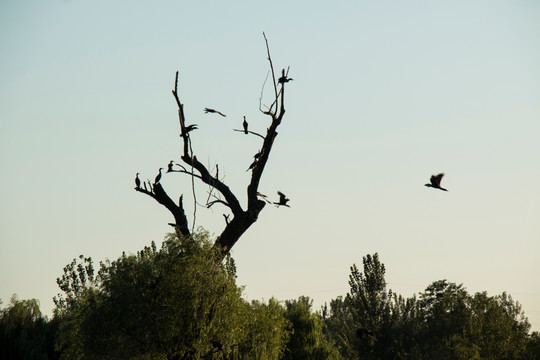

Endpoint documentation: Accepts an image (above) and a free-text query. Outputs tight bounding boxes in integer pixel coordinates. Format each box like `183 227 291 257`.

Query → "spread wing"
431 173 445 187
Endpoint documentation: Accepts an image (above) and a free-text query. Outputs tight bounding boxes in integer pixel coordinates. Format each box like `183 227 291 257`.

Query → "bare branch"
258 70 271 114
134 36 291 257
263 32 279 113
207 199 230 209
233 129 266 140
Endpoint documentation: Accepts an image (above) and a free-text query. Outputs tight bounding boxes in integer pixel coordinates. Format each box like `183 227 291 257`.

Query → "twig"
207 199 230 209
259 70 270 114
233 129 266 140
263 32 279 112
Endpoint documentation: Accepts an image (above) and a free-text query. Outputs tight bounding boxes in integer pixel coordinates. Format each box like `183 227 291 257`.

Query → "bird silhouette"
204 108 226 117
135 173 141 189
356 328 377 342
274 191 290 207
154 168 163 184
425 173 448 191
167 161 175 173
243 116 248 134
278 69 293 84
181 124 198 136
257 192 271 203
246 159 257 172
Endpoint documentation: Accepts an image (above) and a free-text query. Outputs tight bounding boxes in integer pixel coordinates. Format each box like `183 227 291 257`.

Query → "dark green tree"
323 253 394 359
323 254 539 360
281 296 340 360
0 295 58 360
53 231 291 359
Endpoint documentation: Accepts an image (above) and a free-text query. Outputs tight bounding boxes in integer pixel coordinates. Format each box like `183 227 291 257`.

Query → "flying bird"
135 173 141 189
356 328 377 342
181 124 198 136
274 191 290 207
425 173 448 191
204 108 226 117
243 116 248 134
257 192 271 203
154 168 163 184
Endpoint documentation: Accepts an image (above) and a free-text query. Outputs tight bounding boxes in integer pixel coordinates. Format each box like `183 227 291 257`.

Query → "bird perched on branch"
243 116 248 134
135 173 141 189
246 159 257 172
278 69 293 84
425 173 448 191
356 328 377 342
154 168 163 184
167 161 175 173
274 191 290 207
181 124 198 136
204 108 226 117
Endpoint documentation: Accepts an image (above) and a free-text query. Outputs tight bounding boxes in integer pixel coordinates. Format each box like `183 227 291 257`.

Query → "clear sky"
1 0 539 330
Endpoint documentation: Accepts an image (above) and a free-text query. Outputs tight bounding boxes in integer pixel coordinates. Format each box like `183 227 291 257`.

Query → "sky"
1 0 539 331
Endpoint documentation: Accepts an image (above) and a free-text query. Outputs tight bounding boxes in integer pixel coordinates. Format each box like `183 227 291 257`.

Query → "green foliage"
53 231 291 359
0 295 58 360
230 298 291 360
280 296 341 360
323 253 540 360
4 243 539 360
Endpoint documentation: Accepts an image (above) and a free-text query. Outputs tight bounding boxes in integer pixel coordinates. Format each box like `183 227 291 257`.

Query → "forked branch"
135 34 291 257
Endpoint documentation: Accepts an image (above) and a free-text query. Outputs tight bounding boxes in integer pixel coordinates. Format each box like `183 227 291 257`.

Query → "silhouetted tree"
322 254 539 360
135 34 292 258
0 295 59 360
281 296 341 360
52 231 292 360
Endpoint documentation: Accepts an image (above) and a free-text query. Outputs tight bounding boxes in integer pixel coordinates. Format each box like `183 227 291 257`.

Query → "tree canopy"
2 245 539 359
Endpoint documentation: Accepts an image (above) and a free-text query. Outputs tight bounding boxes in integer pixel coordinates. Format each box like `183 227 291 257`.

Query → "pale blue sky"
1 0 539 330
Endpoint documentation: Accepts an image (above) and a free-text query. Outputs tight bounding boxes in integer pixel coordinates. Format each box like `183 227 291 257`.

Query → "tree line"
1 231 539 359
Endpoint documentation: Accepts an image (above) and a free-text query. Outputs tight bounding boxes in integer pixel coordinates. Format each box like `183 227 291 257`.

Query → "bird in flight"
204 108 226 117
425 173 448 191
135 173 141 189
243 116 248 134
274 191 290 207
257 192 271 203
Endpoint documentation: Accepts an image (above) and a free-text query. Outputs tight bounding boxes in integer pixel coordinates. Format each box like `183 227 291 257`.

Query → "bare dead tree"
135 34 291 258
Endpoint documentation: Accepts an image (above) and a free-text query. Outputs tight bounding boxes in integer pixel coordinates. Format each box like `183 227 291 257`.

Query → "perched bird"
135 173 141 189
154 168 163 184
278 69 293 84
181 124 198 136
167 161 175 173
246 159 257 172
253 150 262 160
356 328 377 342
274 191 290 207
425 173 448 191
204 107 226 117
243 116 248 134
